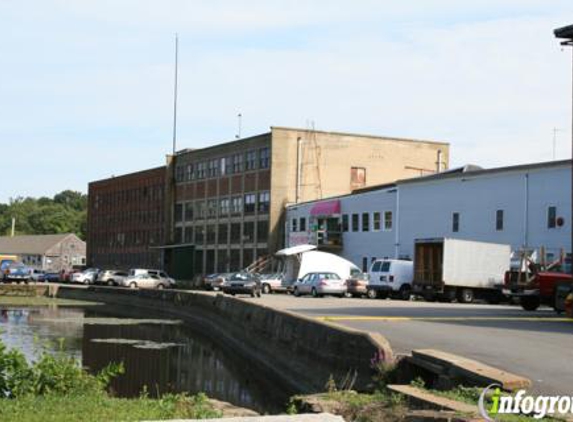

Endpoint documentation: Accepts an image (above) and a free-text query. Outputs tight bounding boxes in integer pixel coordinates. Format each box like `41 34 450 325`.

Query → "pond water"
0 304 290 413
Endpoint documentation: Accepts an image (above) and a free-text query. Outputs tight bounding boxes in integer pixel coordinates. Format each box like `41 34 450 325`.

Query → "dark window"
220 198 230 216
208 159 218 178
174 204 183 222
186 163 194 181
232 154 243 173
245 150 257 170
206 225 216 244
351 214 359 232
342 214 349 232
300 217 306 232
184 203 193 221
195 226 205 244
257 220 269 243
373 212 381 231
452 212 460 232
231 196 242 215
217 249 229 272
230 223 241 244
207 199 218 218
292 218 298 232
259 147 270 169
174 227 183 244
175 165 184 182
496 209 504 231
362 213 370 232
243 248 254 267
258 191 270 213
244 193 256 214
225 156 233 174
229 249 241 271
362 257 368 272
184 227 193 243
218 224 228 244
243 222 255 243
384 211 393 230
548 206 557 229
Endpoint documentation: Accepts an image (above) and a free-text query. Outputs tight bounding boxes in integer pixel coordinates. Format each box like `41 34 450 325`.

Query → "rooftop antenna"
172 33 179 154
553 128 562 160
236 113 242 139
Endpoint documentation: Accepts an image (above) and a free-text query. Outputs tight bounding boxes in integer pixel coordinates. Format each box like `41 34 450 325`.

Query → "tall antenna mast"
172 33 179 154
236 113 242 139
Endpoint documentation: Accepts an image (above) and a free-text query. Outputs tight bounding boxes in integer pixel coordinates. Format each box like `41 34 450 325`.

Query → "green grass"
0 392 222 422
0 296 101 306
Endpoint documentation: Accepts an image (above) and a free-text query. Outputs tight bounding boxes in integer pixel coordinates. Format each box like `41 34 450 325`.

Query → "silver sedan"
292 272 347 298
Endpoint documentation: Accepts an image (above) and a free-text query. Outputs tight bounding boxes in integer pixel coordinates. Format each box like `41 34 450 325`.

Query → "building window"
384 211 393 231
292 218 298 232
362 213 370 232
232 154 243 173
300 217 306 232
175 165 184 182
243 222 255 243
206 225 216 244
342 214 349 232
496 209 504 231
184 227 193 243
350 167 366 189
220 198 230 216
230 223 241 244
245 150 257 171
362 257 368 272
206 199 217 218
208 159 219 178
373 212 381 231
195 226 205 244
244 193 256 214
259 147 270 169
174 203 183 222
257 220 269 243
452 212 460 233
231 196 243 215
547 206 557 229
225 156 233 175
218 224 228 244
186 164 194 181
184 203 193 221
196 201 206 219
351 214 359 232
220 157 227 176
258 191 270 213
196 162 206 179
174 227 183 244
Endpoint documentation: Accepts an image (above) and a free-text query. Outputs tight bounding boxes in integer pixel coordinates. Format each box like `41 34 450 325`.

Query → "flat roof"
89 165 166 186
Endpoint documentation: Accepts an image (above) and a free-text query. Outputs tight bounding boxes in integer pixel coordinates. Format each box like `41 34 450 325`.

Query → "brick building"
87 166 166 269
166 127 449 275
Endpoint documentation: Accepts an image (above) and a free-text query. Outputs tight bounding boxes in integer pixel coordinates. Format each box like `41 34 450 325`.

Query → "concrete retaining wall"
57 287 393 394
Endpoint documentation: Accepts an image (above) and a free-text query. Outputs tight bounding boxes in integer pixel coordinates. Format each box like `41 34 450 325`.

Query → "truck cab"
367 259 413 300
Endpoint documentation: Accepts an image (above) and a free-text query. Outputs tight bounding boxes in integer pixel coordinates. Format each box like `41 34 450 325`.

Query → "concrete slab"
388 384 478 415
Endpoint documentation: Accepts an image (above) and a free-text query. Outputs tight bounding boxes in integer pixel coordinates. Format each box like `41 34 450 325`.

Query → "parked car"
259 273 285 294
292 272 346 298
346 271 370 297
128 269 175 286
2 263 32 283
97 270 129 286
30 269 46 282
71 268 101 285
43 272 61 283
204 273 231 291
121 273 174 289
222 272 262 297
367 259 414 300
60 269 81 282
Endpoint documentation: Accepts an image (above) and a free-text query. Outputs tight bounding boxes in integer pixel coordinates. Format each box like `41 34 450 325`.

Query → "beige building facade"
168 127 448 275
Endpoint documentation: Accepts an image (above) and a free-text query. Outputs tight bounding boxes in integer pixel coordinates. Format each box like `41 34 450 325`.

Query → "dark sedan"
222 272 262 298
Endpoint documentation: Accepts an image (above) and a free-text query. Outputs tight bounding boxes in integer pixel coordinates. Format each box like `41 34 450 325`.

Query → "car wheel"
520 296 540 311
293 287 300 297
107 279 115 286
457 288 474 304
129 282 137 289
367 289 378 299
262 283 271 294
398 284 412 301
157 284 165 290
311 288 319 298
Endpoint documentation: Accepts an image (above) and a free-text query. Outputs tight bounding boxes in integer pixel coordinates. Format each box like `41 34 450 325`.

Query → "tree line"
0 190 87 239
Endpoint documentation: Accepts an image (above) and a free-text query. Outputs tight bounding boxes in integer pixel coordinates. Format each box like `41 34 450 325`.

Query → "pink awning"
310 200 341 216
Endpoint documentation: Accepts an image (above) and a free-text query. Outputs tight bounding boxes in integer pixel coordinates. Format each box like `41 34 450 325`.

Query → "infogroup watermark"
479 384 573 420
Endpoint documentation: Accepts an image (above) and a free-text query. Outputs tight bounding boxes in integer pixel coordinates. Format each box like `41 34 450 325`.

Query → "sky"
0 1 572 202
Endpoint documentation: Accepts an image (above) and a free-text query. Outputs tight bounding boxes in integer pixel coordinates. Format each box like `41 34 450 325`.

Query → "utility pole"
554 24 573 276
10 217 15 237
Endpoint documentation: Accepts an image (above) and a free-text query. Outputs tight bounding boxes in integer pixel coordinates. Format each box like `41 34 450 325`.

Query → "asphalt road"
253 294 572 396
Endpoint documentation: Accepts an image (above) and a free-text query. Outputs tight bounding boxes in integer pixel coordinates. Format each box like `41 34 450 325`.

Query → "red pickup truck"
503 269 573 311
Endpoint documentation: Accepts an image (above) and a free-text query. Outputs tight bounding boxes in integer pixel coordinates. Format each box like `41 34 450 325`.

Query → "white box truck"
413 238 510 303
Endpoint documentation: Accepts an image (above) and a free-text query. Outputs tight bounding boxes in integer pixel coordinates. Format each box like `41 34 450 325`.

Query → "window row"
196 247 269 274
451 206 562 233
175 191 270 222
175 147 270 182
92 185 164 210
174 220 270 245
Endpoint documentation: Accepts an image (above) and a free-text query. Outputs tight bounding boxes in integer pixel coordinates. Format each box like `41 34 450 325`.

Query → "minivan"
367 259 413 300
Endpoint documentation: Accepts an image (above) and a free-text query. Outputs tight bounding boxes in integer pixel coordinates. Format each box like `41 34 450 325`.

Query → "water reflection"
0 306 289 414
